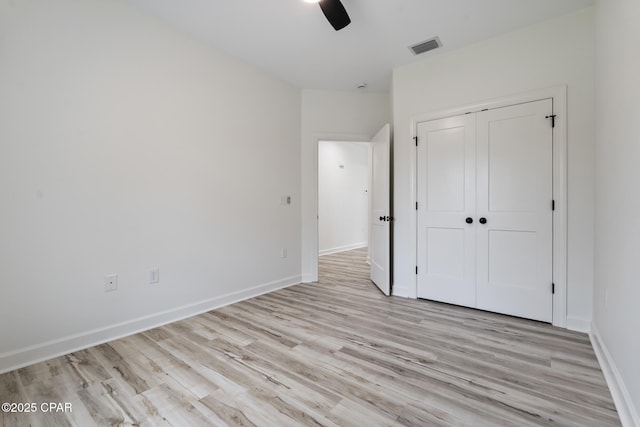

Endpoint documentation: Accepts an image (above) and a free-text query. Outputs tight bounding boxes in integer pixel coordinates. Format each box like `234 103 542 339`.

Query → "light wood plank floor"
1 248 620 426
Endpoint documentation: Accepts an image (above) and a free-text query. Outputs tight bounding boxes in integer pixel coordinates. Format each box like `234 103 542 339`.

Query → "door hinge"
416 201 418 210
416 266 418 274
552 200 555 211
552 283 555 294
414 136 418 146
545 114 557 128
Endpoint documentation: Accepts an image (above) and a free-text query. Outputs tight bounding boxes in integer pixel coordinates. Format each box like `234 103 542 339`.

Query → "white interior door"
417 114 477 306
370 124 391 295
416 99 553 323
476 100 553 322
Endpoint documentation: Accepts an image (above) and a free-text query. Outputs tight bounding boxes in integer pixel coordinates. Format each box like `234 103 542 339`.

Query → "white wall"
301 90 390 281
593 0 640 424
392 8 595 329
0 0 301 372
318 141 369 255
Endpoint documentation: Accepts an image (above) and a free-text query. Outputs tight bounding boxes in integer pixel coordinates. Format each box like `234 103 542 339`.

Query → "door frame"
410 86 567 328
308 132 372 283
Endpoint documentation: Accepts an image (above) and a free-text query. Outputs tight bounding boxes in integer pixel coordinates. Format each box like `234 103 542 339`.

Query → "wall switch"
104 274 118 292
149 268 160 284
281 248 287 259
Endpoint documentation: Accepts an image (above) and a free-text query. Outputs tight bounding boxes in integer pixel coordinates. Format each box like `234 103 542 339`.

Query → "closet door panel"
476 100 553 322
417 115 476 307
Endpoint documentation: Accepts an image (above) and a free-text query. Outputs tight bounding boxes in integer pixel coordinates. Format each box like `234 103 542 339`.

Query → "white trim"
590 325 640 427
319 242 367 256
307 132 372 283
0 275 301 375
410 86 568 328
392 286 411 298
566 316 592 333
301 274 315 283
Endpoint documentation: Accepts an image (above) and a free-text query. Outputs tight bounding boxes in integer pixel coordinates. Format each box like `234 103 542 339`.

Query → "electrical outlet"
104 274 118 292
281 248 287 259
149 268 160 284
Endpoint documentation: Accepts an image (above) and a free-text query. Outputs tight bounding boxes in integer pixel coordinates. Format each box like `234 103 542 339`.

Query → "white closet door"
476 99 553 322
417 114 477 307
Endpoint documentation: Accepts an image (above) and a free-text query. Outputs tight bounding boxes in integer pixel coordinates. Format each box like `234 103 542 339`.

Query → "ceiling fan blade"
318 0 351 31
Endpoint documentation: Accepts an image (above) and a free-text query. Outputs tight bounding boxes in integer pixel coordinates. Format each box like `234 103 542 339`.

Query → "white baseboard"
566 316 592 332
590 324 640 427
0 275 301 375
319 242 367 256
301 274 316 283
391 285 411 298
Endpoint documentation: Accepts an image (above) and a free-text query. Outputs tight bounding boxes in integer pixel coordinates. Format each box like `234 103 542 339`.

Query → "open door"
370 124 391 295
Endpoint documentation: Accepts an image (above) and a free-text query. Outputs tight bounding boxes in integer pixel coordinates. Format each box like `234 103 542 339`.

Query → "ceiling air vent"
409 37 442 56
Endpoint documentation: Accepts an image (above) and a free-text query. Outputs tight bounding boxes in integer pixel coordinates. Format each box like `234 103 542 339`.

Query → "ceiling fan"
309 0 351 31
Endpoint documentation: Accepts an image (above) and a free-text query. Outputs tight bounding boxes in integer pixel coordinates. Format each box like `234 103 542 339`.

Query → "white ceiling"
121 0 593 92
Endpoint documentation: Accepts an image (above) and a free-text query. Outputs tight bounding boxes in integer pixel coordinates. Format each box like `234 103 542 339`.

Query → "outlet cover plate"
104 274 118 292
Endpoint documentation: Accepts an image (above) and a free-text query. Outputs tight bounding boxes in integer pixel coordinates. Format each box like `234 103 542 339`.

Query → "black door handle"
465 217 473 224
479 217 487 224
379 216 393 222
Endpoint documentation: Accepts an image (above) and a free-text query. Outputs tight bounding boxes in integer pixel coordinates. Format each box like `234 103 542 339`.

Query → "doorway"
318 140 370 257
316 124 392 295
